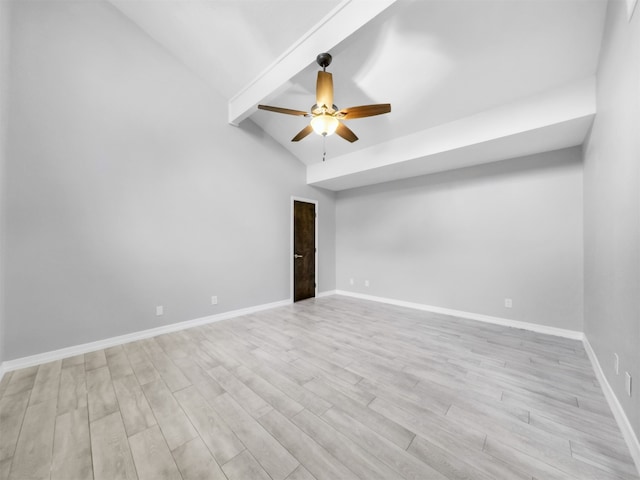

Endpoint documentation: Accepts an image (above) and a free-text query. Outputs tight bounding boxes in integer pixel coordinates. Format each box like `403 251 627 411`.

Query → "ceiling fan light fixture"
257 52 390 144
311 114 339 136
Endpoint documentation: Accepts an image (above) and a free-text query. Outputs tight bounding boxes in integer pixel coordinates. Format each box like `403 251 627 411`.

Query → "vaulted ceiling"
110 0 607 191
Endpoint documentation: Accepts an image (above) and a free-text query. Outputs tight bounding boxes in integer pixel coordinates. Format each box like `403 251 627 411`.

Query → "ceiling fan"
258 53 391 143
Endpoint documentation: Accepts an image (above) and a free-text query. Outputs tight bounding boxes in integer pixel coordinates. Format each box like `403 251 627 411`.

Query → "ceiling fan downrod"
316 52 332 72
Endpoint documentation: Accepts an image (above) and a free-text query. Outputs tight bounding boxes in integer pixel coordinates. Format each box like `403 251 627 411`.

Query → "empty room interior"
0 0 639 479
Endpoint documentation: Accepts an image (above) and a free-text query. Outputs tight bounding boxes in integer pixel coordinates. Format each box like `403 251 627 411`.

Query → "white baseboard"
316 290 337 298
583 337 640 474
334 290 584 340
0 298 292 375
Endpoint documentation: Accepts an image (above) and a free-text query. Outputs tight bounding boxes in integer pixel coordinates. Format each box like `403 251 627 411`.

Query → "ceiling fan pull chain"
322 135 327 162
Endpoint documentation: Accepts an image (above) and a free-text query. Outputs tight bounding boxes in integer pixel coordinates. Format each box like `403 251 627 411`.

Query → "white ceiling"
110 0 607 191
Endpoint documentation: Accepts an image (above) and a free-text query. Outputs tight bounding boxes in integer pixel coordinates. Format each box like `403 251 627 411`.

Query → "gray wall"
0 0 10 365
336 147 584 331
4 0 335 360
584 0 640 438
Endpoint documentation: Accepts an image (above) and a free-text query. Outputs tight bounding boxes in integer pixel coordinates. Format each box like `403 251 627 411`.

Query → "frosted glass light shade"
310 114 339 136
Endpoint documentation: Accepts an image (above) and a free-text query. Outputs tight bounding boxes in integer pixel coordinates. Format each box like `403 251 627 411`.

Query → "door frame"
290 196 318 302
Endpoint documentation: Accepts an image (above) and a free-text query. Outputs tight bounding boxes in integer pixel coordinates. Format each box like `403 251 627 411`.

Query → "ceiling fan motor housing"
316 52 332 70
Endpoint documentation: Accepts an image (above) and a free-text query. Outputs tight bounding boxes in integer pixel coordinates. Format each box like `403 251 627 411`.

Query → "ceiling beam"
228 0 397 126
307 78 596 191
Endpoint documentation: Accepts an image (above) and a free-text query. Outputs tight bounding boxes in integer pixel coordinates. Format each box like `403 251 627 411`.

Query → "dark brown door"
294 200 316 302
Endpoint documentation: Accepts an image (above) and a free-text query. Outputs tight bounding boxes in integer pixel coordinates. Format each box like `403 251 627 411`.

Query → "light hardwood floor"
0 296 637 480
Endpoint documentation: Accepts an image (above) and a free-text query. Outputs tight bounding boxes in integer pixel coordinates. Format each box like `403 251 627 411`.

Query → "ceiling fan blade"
335 122 358 143
258 105 309 116
291 125 314 142
337 103 391 119
316 71 334 110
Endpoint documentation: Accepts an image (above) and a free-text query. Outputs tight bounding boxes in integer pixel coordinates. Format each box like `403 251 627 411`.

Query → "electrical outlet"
614 353 620 375
156 305 164 316
364 280 370 287
211 296 218 305
626 372 632 396
504 298 513 308
349 278 354 286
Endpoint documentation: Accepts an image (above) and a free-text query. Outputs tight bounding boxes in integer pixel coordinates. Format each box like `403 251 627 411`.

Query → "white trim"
333 290 584 340
583 337 640 474
316 290 337 298
291 196 319 302
1 298 291 373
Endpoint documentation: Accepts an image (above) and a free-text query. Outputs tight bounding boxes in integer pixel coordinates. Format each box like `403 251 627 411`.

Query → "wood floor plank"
128 425 182 480
141 378 198 451
251 348 315 384
172 437 227 480
57 363 88 415
0 390 30 462
0 457 11 479
85 349 107 371
222 450 271 480
86 365 119 422
285 464 317 480
113 374 157 437
290 352 363 385
174 356 212 385
484 436 579 480
321 406 450 480
106 345 135 380
258 408 360 480
210 392 299 480
250 363 331 416
124 342 161 386
62 354 85 368
292 408 402 480
174 385 245 465
303 377 416 450
233 365 305 418
2 366 38 397
90 411 138 480
314 372 375 406
51 406 93 480
142 343 191 392
194 378 225 402
412 431 493 477
0 371 13 398
368 396 485 458
445 402 571 458
208 365 273 419
29 360 62 406
570 440 639 478
9 399 57 480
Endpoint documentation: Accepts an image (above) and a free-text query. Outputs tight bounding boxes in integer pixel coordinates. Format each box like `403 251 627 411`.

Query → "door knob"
294 254 303 259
